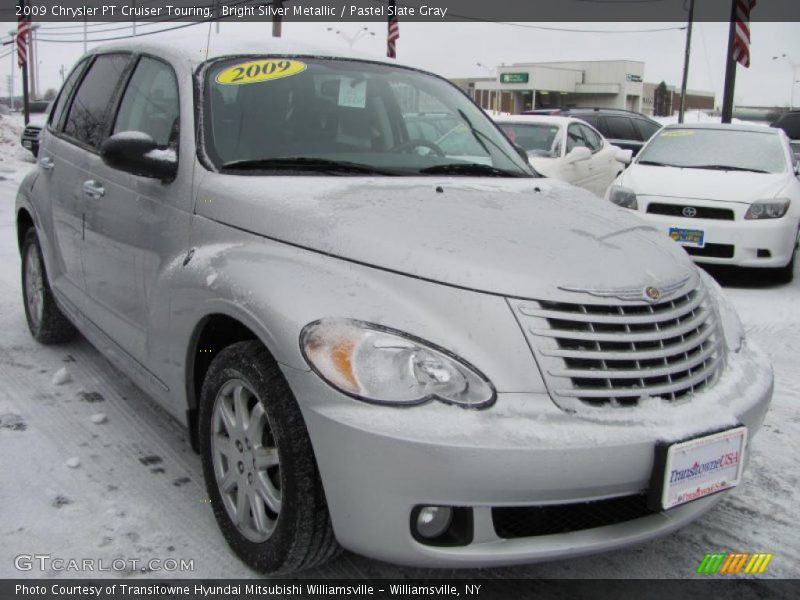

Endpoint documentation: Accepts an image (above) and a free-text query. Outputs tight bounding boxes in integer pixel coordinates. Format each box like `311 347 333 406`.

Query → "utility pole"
59 64 66 84
272 0 283 37
83 17 87 53
720 0 739 123
678 0 694 123
132 0 136 36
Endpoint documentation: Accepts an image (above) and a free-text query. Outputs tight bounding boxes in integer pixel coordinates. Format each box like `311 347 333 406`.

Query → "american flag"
17 3 30 68
732 0 756 68
387 1 400 59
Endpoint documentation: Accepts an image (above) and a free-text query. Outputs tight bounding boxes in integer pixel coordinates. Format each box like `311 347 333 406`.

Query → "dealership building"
451 60 714 116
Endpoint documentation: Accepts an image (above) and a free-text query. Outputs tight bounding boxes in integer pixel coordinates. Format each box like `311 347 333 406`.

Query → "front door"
81 56 187 365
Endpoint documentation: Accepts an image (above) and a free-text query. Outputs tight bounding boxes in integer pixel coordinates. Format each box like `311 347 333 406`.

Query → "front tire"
21 229 77 344
198 341 339 574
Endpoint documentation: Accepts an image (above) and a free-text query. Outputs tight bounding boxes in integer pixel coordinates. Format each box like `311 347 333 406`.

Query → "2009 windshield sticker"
660 130 695 137
215 59 307 85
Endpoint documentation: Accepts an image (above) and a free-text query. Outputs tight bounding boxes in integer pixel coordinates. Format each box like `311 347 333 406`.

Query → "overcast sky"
1 20 798 108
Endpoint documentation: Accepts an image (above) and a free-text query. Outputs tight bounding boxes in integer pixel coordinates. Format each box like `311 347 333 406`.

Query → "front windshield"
497 122 562 157
201 57 532 176
637 128 786 174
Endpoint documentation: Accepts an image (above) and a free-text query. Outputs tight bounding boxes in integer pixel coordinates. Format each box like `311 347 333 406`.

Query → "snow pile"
52 367 72 386
653 110 767 127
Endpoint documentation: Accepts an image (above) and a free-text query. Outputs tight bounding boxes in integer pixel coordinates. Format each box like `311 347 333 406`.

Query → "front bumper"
636 199 798 267
283 341 773 568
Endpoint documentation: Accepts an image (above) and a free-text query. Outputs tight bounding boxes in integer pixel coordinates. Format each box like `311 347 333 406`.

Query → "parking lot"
0 113 797 581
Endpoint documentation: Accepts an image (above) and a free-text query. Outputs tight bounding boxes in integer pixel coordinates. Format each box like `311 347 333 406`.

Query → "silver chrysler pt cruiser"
16 38 772 573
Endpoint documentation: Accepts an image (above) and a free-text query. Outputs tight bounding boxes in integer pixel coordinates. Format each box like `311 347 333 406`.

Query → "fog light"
415 506 453 539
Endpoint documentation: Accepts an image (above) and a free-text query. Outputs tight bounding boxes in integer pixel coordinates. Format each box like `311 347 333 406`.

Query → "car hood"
622 164 788 203
196 174 695 299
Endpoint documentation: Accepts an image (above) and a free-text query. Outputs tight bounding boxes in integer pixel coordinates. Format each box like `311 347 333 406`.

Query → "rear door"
603 115 643 155
633 118 661 150
40 55 128 312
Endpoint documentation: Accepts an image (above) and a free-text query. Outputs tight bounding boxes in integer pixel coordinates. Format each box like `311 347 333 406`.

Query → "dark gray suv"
523 108 661 156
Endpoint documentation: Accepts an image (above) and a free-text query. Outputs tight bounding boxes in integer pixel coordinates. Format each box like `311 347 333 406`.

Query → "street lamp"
476 62 495 77
326 27 375 49
773 53 799 110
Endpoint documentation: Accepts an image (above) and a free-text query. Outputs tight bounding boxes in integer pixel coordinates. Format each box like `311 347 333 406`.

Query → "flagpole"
18 0 29 125
720 0 738 124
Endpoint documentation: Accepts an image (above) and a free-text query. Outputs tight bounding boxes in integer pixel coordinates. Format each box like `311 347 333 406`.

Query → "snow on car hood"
621 164 789 203
196 174 694 299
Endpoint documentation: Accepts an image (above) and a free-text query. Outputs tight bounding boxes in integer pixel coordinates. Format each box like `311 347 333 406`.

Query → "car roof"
662 122 781 134
90 37 406 70
493 115 572 126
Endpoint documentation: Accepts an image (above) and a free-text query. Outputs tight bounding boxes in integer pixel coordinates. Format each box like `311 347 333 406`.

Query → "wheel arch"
16 207 35 254
184 311 283 453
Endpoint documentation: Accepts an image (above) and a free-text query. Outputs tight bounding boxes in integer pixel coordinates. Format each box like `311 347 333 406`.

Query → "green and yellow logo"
697 552 773 574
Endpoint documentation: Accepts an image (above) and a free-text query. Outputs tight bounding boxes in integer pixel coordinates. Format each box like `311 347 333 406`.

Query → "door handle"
83 180 105 199
40 157 54 171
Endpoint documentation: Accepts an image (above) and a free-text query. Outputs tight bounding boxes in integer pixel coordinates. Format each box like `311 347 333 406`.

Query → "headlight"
300 320 495 408
698 270 745 353
744 198 790 220
607 185 638 209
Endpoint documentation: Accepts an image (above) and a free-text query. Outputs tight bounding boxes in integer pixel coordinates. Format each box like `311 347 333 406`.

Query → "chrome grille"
510 279 725 410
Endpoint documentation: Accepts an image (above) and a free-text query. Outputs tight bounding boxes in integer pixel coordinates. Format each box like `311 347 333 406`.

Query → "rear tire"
21 229 77 344
198 341 340 574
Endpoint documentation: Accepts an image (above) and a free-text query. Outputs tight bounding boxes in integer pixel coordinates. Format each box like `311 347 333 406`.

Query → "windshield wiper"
419 163 527 177
220 157 399 175
681 164 770 174
456 109 533 176
637 160 675 167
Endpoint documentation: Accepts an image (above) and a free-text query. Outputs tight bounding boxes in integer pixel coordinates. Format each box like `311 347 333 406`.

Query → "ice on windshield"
638 128 786 173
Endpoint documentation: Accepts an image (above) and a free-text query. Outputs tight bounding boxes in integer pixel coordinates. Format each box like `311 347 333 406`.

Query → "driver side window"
114 57 179 148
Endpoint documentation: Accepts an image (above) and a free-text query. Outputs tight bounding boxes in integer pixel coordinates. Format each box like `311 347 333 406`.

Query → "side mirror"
100 132 177 181
566 146 591 163
614 147 633 165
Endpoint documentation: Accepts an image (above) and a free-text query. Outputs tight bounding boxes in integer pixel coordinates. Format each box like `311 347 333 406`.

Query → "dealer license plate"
654 426 748 510
669 226 705 248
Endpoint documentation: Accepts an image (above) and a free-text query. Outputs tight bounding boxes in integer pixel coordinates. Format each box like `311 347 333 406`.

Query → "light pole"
326 27 375 49
773 53 799 110
476 62 495 77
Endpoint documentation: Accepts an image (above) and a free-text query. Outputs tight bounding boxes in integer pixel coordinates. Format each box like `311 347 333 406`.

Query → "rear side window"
48 58 89 130
772 113 800 139
113 57 180 147
63 54 130 150
577 114 601 129
604 116 638 141
635 118 660 141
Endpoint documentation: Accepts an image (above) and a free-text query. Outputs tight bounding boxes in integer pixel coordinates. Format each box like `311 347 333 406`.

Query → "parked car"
17 40 772 574
20 101 53 157
771 109 800 160
494 115 631 196
523 108 662 156
607 123 800 282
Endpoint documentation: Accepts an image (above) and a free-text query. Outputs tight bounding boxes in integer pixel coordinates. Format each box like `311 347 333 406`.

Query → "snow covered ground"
0 115 797 581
